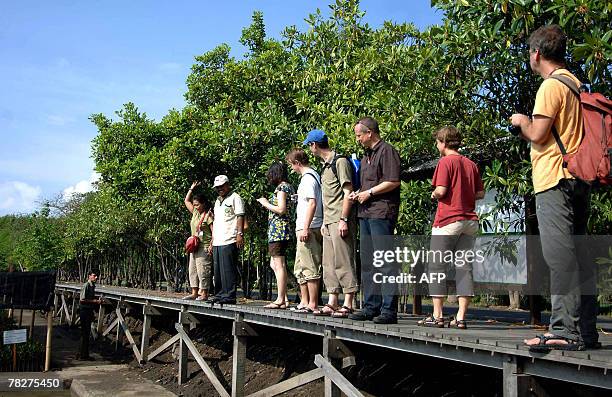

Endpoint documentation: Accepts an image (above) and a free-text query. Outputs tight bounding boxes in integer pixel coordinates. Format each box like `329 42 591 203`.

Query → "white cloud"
0 181 42 215
62 172 100 201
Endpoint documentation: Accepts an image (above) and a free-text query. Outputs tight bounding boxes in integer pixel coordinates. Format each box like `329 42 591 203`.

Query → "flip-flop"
331 306 354 318
314 304 338 316
264 302 287 309
293 307 314 314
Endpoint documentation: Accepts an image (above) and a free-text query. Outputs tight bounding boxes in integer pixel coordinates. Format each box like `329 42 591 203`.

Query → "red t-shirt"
432 155 483 227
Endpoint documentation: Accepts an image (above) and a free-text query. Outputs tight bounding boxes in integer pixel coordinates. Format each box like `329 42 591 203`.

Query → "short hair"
433 126 462 150
266 162 288 185
314 141 329 150
192 192 210 210
285 148 310 165
528 25 566 64
354 117 380 134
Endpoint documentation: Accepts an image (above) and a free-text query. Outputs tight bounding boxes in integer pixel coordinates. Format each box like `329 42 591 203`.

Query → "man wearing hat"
305 129 359 318
210 175 245 304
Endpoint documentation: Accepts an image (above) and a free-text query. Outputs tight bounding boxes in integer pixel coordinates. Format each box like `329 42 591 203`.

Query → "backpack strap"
548 74 581 98
547 74 582 166
327 154 345 182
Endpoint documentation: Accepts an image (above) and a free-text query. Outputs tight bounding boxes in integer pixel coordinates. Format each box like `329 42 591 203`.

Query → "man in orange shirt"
511 25 598 351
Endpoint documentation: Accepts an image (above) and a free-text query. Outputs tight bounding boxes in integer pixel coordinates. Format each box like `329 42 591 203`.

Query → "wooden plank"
141 313 152 363
314 355 364 397
116 309 142 362
246 368 324 397
175 323 230 397
102 317 119 337
147 334 181 361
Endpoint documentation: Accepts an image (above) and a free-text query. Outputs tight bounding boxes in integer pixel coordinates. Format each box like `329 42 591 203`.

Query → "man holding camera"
511 25 598 351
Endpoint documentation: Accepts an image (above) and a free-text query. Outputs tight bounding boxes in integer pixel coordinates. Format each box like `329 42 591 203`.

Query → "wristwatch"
368 188 374 197
340 217 349 222
236 231 244 236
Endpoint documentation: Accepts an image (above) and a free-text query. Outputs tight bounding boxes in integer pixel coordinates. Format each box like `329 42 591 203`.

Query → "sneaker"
373 314 397 324
348 311 375 321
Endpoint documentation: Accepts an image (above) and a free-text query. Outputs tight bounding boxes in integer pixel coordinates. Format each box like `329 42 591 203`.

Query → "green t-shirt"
190 210 213 246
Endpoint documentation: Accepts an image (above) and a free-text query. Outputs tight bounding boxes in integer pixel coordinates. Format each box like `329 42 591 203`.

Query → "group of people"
182 115 485 326
79 25 597 360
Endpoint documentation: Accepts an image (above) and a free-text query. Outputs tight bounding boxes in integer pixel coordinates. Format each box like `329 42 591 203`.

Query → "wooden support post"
232 313 257 397
502 355 530 397
412 293 422 315
96 303 106 337
174 322 230 397
44 309 53 372
70 292 78 327
177 311 189 385
323 330 341 397
314 355 363 397
141 302 162 363
18 308 23 327
29 309 36 340
53 293 59 316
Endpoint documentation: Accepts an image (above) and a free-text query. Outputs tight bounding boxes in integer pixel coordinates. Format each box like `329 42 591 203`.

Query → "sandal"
331 306 354 318
526 334 585 352
448 319 468 329
417 316 446 328
264 302 287 309
294 307 314 314
314 304 338 316
290 304 307 312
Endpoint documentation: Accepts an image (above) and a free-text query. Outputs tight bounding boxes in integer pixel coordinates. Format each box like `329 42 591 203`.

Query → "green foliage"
3 0 610 293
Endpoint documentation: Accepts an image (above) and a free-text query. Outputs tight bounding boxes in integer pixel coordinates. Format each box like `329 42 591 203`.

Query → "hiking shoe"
348 311 375 321
373 314 397 325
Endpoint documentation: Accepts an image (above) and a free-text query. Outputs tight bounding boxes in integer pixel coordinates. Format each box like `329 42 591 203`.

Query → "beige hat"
213 175 230 187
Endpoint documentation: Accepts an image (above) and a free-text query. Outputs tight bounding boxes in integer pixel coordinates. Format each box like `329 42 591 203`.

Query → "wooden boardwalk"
54 283 612 396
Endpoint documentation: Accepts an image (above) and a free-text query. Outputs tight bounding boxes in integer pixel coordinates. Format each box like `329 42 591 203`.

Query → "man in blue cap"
305 130 359 318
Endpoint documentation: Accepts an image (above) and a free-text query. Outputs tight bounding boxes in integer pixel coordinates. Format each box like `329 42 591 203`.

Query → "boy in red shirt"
418 126 485 329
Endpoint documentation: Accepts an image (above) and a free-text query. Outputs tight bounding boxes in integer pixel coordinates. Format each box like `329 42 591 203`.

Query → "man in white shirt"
210 175 245 304
285 148 323 313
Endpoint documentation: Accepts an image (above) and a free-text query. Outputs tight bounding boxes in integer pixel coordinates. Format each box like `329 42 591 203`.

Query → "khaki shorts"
294 229 322 284
428 220 478 297
322 222 359 294
189 244 213 290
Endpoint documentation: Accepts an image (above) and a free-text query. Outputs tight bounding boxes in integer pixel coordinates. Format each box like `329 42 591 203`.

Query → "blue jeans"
359 218 398 317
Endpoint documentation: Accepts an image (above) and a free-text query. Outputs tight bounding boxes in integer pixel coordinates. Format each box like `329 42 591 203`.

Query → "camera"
509 125 522 136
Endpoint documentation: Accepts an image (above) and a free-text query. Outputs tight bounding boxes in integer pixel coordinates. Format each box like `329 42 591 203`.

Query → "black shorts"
268 240 289 257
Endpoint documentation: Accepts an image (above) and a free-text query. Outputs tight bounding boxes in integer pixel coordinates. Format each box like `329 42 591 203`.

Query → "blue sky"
0 1 442 215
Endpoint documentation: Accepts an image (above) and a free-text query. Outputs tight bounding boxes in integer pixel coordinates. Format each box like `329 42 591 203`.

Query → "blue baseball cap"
303 129 328 145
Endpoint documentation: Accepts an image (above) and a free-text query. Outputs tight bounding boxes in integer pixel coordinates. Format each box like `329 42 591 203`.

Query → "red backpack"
549 75 612 186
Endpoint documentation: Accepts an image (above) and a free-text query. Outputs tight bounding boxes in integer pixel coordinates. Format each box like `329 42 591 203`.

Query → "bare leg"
306 279 320 310
299 283 309 308
456 296 471 321
342 292 354 309
432 296 444 319
272 256 288 305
